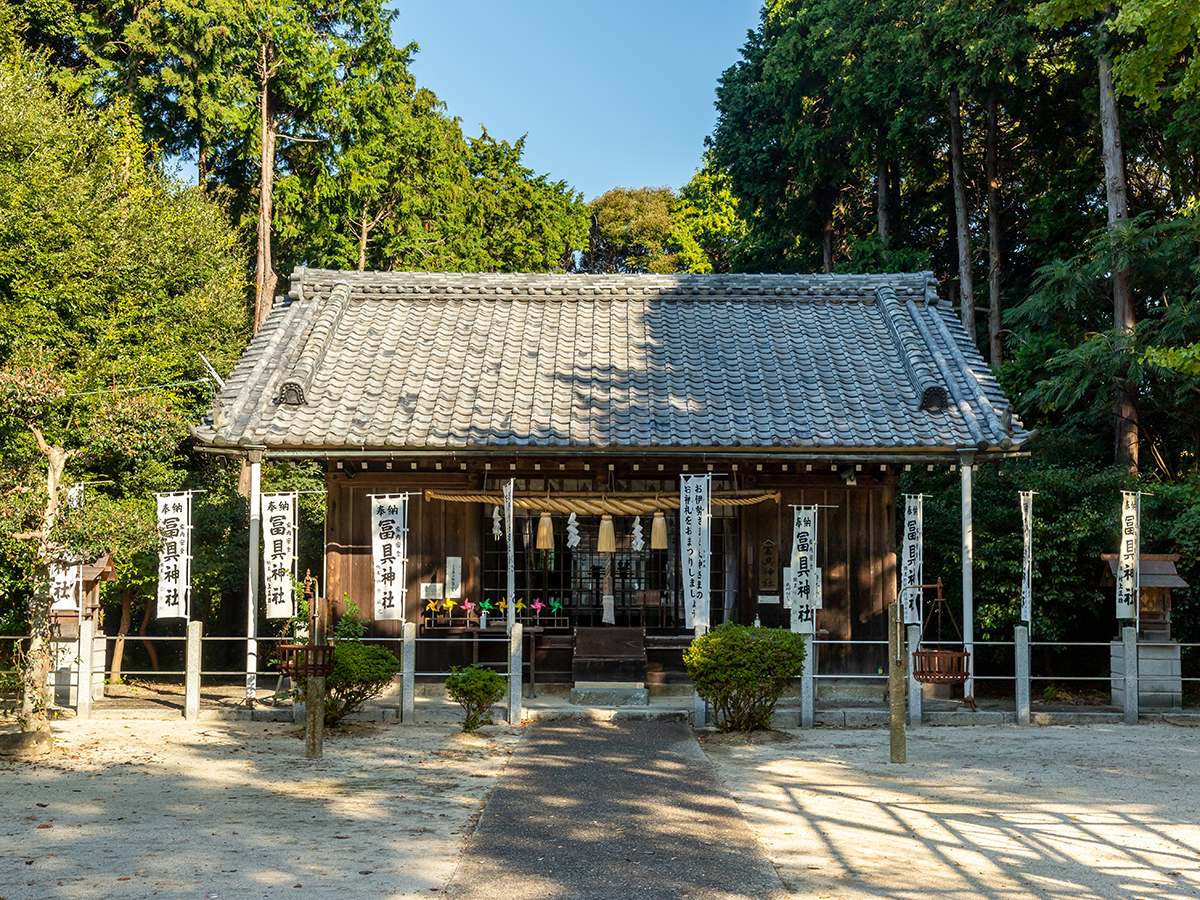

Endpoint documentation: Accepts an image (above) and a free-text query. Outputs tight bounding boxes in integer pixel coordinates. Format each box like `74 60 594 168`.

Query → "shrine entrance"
481 508 740 631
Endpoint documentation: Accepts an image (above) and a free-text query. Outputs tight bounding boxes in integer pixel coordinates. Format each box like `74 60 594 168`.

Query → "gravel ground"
702 722 1200 900
1 718 520 900
4 719 1200 900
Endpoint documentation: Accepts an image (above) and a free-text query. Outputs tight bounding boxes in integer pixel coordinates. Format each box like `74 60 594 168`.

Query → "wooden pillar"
246 449 262 704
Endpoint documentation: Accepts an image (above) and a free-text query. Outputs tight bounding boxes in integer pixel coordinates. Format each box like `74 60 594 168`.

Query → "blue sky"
390 1 764 201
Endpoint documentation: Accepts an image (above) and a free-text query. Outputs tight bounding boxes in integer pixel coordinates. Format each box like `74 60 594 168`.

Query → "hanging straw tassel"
651 510 668 549
598 513 616 553
536 510 554 550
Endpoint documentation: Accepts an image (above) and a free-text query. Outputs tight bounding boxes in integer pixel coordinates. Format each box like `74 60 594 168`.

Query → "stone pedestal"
570 681 650 707
1112 640 1181 709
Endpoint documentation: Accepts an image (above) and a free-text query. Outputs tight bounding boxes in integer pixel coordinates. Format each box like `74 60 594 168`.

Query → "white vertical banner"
262 492 298 619
49 560 80 612
504 479 515 633
901 494 923 625
790 506 818 633
156 491 193 620
369 494 409 622
1020 491 1034 624
680 474 712 631
1116 490 1139 620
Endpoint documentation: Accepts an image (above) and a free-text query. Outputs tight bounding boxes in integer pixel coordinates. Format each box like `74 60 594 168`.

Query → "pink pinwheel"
531 598 546 615
463 599 476 616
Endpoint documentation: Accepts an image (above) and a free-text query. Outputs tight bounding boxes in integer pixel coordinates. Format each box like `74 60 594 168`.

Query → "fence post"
184 621 202 721
508 623 523 725
888 601 906 764
800 634 814 728
75 619 94 720
906 624 922 727
1122 626 1139 725
401 621 415 724
1015 625 1030 726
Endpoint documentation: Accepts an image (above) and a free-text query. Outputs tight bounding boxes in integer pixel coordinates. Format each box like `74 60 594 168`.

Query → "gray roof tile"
192 268 1029 455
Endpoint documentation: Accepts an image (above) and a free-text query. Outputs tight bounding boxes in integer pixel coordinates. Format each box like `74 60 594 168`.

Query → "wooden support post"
889 601 906 764
245 449 262 704
960 450 975 700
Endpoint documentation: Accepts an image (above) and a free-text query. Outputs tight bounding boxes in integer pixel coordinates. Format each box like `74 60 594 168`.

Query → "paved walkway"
446 720 786 900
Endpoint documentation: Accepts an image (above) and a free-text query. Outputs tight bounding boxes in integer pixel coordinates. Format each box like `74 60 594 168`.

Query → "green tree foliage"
0 45 249 728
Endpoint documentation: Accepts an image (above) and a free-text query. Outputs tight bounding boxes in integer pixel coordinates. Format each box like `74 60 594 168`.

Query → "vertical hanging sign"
680 474 712 631
790 506 818 634
156 491 193 620
262 492 298 619
901 494 924 625
369 494 409 622
1020 491 1034 624
49 560 80 612
1116 490 1139 620
503 479 515 633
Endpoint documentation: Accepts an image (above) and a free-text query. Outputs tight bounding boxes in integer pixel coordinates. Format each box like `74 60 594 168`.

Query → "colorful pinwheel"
549 597 563 613
463 600 476 615
481 597 494 611
444 599 458 614
515 598 527 613
425 598 439 613
531 598 546 615
496 598 507 612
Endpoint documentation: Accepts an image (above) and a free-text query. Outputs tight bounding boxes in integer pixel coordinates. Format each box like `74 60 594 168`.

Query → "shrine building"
191 268 1030 689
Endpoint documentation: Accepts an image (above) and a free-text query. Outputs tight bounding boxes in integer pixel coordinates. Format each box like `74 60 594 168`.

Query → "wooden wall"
322 460 897 675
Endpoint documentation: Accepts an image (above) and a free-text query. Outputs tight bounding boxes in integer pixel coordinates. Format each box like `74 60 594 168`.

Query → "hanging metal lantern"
598 513 617 553
651 510 668 550
536 510 554 550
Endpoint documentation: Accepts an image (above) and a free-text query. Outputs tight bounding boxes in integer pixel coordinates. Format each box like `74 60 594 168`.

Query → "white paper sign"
369 494 409 622
1020 492 1034 624
758 595 780 605
421 582 443 600
50 561 80 612
680 474 712 631
790 506 818 633
262 492 297 619
445 557 462 599
901 494 923 624
1116 491 1138 620
156 491 192 619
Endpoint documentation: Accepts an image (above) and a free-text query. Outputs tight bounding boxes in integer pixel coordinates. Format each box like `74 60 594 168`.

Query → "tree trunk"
139 602 160 672
1099 49 1138 471
876 123 890 258
254 40 279 333
110 588 133 686
20 436 77 732
986 90 1003 367
822 215 834 274
21 570 52 733
950 89 976 342
358 207 370 272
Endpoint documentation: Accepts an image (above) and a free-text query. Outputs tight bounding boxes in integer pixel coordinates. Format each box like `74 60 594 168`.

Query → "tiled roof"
191 268 1029 456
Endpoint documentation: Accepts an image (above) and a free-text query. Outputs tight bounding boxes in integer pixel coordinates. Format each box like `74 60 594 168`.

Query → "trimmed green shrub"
684 624 806 732
322 641 400 727
445 664 506 732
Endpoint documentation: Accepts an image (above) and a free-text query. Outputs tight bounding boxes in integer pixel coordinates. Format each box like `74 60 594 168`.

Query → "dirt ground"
3 719 1199 900
703 722 1200 900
